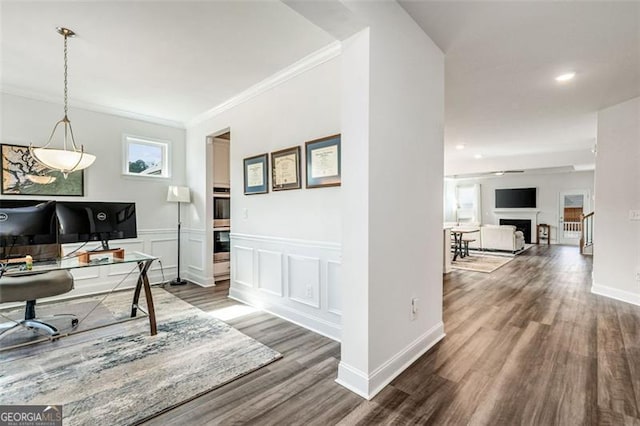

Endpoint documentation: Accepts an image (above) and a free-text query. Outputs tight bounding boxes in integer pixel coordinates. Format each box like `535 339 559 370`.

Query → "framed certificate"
305 134 341 188
271 146 301 191
243 153 268 195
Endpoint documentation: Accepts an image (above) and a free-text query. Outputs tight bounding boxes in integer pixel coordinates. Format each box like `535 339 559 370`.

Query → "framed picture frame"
305 134 341 188
243 153 269 195
1 143 84 196
271 146 301 191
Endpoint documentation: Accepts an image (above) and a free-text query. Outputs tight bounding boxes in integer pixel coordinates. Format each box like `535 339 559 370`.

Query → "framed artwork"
305 134 341 188
243 153 269 195
271 146 301 191
1 143 84 196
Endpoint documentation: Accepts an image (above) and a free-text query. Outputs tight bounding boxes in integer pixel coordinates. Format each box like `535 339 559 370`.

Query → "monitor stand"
77 247 125 264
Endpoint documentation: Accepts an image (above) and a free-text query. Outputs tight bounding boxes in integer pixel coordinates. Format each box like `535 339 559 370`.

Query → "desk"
451 228 480 261
2 251 158 336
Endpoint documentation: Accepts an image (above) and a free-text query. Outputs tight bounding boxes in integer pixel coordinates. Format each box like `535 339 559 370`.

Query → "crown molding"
187 41 342 128
0 86 186 129
2 41 341 131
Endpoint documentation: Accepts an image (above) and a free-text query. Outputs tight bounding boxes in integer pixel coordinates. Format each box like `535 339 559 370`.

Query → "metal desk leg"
131 259 157 336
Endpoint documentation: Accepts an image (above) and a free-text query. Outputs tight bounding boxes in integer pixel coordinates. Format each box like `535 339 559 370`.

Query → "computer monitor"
0 200 58 249
55 201 137 249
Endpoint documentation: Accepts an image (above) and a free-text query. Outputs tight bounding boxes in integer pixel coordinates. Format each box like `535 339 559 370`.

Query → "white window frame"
122 135 171 179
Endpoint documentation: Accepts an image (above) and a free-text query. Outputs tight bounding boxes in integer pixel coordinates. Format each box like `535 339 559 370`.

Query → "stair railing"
580 211 594 254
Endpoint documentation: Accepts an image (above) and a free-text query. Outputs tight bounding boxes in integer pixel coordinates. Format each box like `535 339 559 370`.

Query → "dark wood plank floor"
15 245 613 424
147 245 640 425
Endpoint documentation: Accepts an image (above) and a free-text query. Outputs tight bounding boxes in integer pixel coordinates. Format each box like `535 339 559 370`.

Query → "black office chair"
0 270 78 338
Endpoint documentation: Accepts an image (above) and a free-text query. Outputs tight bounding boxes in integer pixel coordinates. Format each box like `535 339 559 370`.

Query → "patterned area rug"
452 254 514 273
0 288 282 425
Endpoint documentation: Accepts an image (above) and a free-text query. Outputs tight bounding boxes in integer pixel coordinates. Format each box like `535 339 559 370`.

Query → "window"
122 135 170 178
455 184 481 224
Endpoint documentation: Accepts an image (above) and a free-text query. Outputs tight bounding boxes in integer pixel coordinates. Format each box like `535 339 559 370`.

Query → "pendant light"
30 27 95 178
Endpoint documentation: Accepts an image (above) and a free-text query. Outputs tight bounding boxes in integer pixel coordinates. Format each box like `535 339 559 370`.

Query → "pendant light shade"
31 147 96 173
29 27 95 178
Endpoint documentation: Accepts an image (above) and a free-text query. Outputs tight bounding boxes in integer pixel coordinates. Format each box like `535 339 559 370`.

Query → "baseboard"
229 287 341 341
184 271 215 287
335 322 445 400
335 363 370 399
592 283 640 306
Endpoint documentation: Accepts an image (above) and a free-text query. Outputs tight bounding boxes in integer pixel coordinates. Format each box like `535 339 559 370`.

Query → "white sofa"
480 225 525 252
445 223 525 253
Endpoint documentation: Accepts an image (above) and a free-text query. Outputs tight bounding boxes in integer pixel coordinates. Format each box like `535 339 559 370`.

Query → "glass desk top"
1 251 157 277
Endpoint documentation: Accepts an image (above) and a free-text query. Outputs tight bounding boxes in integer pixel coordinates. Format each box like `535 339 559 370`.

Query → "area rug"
0 288 282 425
0 292 147 349
452 254 514 273
468 243 534 258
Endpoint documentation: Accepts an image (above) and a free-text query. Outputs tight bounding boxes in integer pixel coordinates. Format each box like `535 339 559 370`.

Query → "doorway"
207 130 231 283
558 190 590 245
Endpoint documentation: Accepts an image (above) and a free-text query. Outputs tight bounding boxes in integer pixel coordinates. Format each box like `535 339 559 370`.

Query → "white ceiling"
0 1 334 125
2 1 638 174
400 1 640 173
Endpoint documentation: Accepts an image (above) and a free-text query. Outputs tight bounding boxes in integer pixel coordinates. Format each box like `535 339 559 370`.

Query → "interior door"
558 190 589 245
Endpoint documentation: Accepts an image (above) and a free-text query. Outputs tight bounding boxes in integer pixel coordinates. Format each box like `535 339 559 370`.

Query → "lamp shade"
32 147 96 174
167 186 191 203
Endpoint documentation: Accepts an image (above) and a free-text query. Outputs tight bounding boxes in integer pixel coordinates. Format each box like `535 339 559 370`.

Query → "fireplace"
500 219 532 244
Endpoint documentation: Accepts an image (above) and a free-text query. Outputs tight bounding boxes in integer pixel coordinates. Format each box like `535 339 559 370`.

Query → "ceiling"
0 1 334 125
1 1 638 174
400 1 640 174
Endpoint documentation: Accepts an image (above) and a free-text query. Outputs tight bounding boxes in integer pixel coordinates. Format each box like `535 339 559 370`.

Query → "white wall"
339 1 445 399
593 97 640 305
448 171 595 242
1 93 186 295
184 56 342 336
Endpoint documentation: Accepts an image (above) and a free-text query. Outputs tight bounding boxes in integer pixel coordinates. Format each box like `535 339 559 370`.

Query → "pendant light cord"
63 32 69 118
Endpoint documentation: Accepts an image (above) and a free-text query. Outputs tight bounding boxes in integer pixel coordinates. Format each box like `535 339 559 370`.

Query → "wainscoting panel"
234 246 255 288
229 233 342 341
327 260 342 315
149 238 177 271
53 229 177 299
186 234 205 272
288 255 321 309
257 250 283 297
181 229 214 287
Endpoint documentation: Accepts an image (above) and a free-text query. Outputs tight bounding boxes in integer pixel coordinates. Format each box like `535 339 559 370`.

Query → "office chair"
0 270 78 338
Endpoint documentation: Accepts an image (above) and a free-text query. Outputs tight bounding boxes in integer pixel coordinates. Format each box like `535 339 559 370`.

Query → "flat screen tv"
495 188 536 208
0 200 58 248
56 201 137 249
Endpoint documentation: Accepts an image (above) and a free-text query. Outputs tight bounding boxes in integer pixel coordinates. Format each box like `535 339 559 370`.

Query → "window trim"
122 134 171 179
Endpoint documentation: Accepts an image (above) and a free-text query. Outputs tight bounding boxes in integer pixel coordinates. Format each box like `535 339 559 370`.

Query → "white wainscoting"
56 228 178 298
182 228 214 287
229 233 342 341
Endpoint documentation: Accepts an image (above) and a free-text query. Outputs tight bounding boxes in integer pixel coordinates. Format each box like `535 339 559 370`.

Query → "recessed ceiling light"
494 171 505 176
474 154 483 159
555 72 576 82
455 144 465 150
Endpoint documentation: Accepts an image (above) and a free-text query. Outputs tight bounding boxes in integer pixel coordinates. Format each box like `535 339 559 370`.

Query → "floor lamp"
167 185 191 285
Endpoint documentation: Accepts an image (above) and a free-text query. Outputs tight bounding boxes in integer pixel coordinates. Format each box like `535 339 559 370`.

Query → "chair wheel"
72 318 79 327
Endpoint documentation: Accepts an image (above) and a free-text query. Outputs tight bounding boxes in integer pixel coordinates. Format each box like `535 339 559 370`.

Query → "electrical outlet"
242 208 249 219
629 210 640 221
305 285 313 299
635 271 640 282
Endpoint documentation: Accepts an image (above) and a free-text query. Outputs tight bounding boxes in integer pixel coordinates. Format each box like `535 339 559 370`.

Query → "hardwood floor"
1 245 624 424
143 245 640 425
